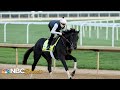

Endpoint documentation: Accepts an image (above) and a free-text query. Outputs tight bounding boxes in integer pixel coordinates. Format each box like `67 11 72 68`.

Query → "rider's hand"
59 33 62 36
62 32 65 35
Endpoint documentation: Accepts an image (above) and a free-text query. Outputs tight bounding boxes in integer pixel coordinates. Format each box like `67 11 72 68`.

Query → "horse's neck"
60 35 69 47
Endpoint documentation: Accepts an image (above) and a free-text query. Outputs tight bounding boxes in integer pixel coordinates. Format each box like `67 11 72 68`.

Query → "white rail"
0 20 120 47
0 22 49 44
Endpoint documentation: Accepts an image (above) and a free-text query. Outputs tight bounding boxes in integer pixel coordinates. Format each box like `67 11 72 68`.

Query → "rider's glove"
59 33 62 36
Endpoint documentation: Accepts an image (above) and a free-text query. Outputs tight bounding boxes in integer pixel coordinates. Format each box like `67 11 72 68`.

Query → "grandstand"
1 11 120 21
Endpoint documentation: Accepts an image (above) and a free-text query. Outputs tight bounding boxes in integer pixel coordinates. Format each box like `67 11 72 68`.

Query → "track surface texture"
0 64 120 79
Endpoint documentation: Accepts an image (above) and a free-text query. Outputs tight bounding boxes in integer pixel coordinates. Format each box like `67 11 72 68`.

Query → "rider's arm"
51 23 62 35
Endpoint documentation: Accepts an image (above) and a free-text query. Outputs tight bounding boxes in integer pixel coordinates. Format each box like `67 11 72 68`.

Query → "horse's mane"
62 28 78 35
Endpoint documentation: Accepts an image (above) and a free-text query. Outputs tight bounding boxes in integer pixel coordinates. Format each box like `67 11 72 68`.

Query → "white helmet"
60 17 67 25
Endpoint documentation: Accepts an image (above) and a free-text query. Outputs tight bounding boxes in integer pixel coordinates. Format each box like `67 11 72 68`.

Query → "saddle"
42 37 60 52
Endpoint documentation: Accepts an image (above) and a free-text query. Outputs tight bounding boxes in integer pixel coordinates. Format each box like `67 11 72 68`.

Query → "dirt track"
0 64 120 79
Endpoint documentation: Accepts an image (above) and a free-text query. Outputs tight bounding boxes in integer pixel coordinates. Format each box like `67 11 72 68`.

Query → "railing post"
27 23 30 44
106 20 109 40
112 25 116 47
97 26 99 39
96 51 100 78
4 23 7 43
79 23 87 46
80 24 83 46
15 48 18 68
116 27 119 40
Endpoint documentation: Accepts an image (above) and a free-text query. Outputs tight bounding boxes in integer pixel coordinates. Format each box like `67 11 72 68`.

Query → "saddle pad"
42 37 60 52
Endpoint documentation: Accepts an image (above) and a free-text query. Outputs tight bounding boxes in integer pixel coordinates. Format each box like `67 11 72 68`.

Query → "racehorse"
22 28 79 79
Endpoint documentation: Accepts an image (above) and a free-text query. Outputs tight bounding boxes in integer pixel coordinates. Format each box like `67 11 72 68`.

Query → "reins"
60 35 73 48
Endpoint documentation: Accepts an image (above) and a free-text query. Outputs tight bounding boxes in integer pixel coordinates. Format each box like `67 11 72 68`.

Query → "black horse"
22 28 79 79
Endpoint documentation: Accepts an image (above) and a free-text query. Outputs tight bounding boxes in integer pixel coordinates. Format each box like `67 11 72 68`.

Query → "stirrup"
46 45 50 50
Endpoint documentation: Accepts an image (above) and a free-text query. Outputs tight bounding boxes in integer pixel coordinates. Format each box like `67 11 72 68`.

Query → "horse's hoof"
71 70 75 77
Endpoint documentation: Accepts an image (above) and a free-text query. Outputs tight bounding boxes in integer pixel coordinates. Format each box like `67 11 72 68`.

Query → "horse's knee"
73 57 77 62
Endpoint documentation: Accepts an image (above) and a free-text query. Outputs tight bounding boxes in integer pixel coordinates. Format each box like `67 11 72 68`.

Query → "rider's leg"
47 34 54 50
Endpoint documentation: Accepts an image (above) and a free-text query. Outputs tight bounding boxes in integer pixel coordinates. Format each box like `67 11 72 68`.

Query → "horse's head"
62 28 79 50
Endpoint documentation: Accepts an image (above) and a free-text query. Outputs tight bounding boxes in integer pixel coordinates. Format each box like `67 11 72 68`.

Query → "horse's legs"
42 53 52 78
30 50 42 79
32 50 42 71
59 55 72 79
65 55 77 77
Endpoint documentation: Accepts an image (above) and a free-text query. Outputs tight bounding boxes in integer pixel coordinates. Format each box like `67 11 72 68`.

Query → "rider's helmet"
60 17 67 28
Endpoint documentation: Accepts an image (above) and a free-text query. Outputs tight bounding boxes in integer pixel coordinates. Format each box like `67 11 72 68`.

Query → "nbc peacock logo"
1 68 25 74
2 69 11 74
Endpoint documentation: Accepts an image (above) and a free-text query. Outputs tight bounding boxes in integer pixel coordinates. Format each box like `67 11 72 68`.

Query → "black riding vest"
48 20 65 32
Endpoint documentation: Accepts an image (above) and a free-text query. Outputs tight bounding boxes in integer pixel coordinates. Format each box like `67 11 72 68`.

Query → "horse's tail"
22 46 34 65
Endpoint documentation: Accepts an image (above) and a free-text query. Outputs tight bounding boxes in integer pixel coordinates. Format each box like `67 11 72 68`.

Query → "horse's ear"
70 28 75 30
76 31 79 33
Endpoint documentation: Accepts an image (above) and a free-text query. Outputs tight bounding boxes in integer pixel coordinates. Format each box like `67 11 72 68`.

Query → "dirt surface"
0 64 120 79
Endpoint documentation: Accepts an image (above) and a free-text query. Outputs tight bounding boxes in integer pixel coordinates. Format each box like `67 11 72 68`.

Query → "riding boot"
47 34 54 50
46 44 50 50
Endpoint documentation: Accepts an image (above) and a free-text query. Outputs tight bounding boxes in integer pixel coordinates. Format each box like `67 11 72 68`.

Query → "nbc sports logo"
1 68 25 74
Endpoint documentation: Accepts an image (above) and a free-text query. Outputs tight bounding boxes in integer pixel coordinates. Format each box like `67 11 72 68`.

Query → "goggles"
61 23 65 26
